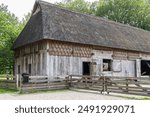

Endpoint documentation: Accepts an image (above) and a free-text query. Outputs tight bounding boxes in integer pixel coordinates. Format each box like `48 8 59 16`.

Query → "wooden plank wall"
48 56 84 77
47 41 92 77
14 41 48 76
14 40 92 77
14 40 150 78
92 48 150 77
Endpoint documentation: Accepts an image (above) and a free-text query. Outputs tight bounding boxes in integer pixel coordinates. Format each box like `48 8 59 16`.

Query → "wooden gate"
68 75 150 96
67 75 104 92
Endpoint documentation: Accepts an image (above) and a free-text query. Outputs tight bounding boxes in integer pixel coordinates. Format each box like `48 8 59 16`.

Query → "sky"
0 0 98 20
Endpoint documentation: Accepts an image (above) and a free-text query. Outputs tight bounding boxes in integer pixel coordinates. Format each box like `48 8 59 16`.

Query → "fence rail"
21 76 68 92
0 75 17 89
1 74 150 96
68 75 150 96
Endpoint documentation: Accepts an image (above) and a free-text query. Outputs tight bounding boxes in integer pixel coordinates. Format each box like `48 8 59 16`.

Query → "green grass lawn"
0 88 18 94
139 97 150 100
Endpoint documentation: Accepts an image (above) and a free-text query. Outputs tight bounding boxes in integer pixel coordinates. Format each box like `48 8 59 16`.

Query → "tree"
58 0 150 31
96 0 150 31
58 0 96 14
0 4 30 74
0 4 19 74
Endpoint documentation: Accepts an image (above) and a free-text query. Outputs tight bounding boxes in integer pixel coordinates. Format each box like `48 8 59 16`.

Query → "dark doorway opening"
141 60 150 76
83 62 90 75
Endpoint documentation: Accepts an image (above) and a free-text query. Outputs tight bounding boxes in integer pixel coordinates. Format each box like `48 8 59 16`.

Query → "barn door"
124 60 136 77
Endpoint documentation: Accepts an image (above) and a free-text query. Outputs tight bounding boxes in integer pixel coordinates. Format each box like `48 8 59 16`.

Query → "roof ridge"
38 0 150 33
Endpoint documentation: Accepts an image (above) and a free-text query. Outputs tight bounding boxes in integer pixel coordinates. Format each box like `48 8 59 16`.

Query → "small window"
103 59 112 71
18 65 20 74
29 64 31 74
83 62 90 75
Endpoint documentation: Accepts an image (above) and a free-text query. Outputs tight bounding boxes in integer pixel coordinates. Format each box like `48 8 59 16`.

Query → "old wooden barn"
13 0 150 79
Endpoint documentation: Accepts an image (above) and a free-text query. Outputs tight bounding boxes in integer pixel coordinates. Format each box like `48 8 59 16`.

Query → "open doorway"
141 60 150 76
82 62 90 75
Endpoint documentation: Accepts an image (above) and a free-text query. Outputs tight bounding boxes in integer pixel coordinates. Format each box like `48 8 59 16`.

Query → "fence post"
104 76 106 93
19 75 22 93
16 74 19 89
85 77 87 88
102 76 107 95
102 76 105 93
48 76 50 89
126 79 128 93
65 76 69 89
70 75 72 87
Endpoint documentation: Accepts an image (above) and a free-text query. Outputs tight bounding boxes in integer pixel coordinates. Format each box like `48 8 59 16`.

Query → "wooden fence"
1 74 150 96
67 75 104 92
0 75 17 89
67 75 150 96
20 76 69 92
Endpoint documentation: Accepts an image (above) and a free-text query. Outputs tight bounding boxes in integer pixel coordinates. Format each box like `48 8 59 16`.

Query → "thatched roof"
13 0 150 53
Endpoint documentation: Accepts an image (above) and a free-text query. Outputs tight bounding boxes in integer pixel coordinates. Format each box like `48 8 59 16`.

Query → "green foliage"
0 4 30 74
58 0 97 14
59 0 150 31
96 0 150 30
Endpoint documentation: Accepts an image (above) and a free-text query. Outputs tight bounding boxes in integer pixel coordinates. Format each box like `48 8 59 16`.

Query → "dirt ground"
0 89 127 100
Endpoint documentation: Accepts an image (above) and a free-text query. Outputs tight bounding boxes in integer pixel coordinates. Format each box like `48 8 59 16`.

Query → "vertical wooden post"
136 59 141 77
70 75 72 87
16 74 19 89
40 52 42 75
104 76 106 92
102 76 105 93
19 74 22 93
105 77 107 93
85 77 87 88
102 76 107 94
6 75 9 88
126 79 128 93
48 76 50 89
65 76 69 89
46 42 50 77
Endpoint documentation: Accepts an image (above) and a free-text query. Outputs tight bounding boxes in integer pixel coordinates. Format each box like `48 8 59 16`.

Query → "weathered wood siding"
14 41 48 76
14 40 92 77
14 40 150 78
91 48 150 77
47 41 92 78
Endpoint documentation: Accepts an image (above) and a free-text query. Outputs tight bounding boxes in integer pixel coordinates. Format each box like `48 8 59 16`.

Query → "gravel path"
0 90 126 100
